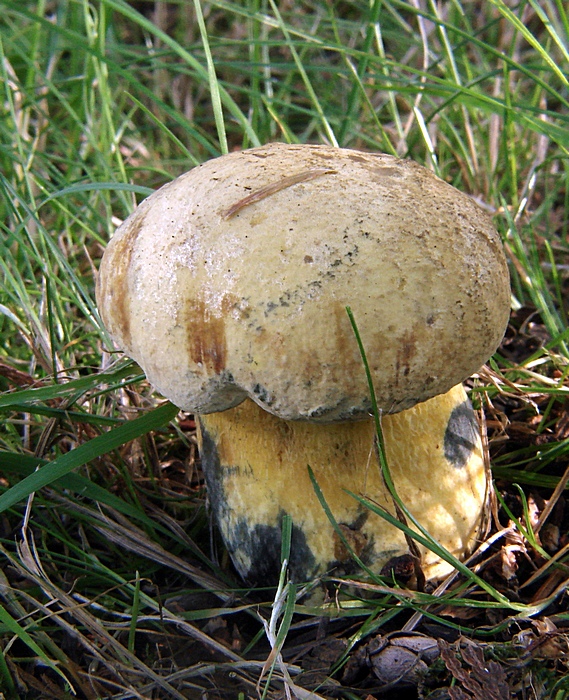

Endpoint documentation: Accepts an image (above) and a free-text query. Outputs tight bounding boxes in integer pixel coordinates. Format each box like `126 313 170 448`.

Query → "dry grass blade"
3 538 188 699
48 494 235 603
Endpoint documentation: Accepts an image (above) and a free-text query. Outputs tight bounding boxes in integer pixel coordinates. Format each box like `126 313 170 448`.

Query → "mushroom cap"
96 143 510 421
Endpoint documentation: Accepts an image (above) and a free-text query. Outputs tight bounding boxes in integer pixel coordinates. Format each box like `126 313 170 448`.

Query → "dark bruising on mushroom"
198 420 318 582
443 400 480 468
222 168 337 220
98 210 147 349
231 519 317 583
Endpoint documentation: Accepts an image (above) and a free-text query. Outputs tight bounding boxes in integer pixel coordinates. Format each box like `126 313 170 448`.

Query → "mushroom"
96 143 510 584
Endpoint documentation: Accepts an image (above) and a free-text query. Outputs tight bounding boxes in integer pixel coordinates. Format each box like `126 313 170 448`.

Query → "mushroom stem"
197 383 488 584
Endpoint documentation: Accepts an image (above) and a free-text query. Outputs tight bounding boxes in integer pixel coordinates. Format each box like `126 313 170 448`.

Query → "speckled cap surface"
96 143 510 421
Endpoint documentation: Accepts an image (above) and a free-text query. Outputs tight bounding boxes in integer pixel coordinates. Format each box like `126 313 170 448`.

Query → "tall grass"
1 0 568 697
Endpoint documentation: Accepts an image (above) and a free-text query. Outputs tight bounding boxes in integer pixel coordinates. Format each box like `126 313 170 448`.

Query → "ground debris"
512 620 569 662
438 638 510 700
342 631 440 691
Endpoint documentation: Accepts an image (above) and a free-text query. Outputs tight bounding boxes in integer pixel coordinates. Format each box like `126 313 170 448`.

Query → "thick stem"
197 384 487 584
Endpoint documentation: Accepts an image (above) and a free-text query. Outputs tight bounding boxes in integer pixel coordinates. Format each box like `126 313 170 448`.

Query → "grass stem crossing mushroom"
96 143 510 584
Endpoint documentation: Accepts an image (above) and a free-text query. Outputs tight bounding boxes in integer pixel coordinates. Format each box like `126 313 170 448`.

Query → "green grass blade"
0 604 71 689
128 571 141 654
0 402 178 513
192 0 228 154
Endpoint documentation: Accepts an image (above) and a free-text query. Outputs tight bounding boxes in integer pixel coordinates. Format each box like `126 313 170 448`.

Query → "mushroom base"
197 384 488 585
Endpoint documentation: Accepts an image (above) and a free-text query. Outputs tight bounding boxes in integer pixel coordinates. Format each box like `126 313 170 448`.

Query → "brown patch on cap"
395 329 418 385
333 302 359 367
97 210 146 349
182 296 239 375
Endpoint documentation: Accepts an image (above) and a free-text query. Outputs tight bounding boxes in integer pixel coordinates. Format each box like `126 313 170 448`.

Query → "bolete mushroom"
96 143 510 584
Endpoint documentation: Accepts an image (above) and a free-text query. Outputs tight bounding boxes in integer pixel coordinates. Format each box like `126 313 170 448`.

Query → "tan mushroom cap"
96 143 510 421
